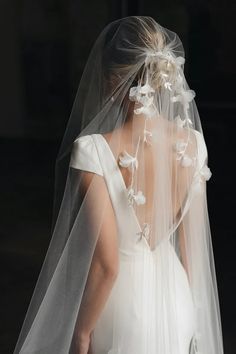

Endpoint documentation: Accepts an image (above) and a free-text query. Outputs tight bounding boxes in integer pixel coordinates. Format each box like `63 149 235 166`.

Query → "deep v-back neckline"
94 133 179 252
93 134 191 275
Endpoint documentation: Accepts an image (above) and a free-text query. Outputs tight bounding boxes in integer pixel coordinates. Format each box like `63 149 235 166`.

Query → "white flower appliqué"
127 187 146 206
174 115 193 128
134 105 156 117
139 83 155 94
171 89 196 110
173 139 196 167
175 56 185 68
174 139 189 162
136 223 150 243
174 140 188 156
160 71 172 91
129 86 154 107
181 155 194 167
192 164 212 194
129 83 154 104
174 115 185 128
200 165 212 181
118 151 138 170
164 81 172 91
129 82 156 118
143 128 152 144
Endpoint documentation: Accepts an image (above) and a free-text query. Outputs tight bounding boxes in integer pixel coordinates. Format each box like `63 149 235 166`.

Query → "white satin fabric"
69 131 206 354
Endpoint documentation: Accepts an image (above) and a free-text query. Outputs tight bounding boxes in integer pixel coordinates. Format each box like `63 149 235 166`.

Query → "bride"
14 16 224 354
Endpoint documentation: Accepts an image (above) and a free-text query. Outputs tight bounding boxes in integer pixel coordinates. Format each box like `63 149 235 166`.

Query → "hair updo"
102 16 178 94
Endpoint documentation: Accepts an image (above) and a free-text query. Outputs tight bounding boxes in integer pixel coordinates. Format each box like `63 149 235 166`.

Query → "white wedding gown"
69 132 206 354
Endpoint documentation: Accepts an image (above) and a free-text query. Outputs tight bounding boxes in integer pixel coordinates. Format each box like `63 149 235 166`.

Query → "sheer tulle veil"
14 16 224 354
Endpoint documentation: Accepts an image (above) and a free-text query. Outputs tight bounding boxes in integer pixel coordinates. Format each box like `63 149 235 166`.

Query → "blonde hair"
104 17 178 94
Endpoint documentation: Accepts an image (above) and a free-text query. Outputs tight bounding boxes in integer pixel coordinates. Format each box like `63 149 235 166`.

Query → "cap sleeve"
69 135 103 176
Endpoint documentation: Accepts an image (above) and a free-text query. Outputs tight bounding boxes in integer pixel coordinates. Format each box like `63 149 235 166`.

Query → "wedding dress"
69 130 206 354
14 16 224 354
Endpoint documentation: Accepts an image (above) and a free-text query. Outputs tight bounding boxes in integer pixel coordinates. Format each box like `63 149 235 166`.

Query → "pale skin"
74 104 196 353
73 171 119 354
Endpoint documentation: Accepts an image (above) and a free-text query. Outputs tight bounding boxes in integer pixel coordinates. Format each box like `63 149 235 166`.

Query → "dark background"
0 1 235 353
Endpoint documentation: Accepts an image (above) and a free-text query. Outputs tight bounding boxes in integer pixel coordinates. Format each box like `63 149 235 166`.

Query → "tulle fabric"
14 16 224 354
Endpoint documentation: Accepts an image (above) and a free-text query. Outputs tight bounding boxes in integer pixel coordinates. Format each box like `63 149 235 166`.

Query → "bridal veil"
14 16 224 354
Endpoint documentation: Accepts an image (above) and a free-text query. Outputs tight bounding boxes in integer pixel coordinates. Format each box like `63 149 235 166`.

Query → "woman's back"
76 129 197 354
101 115 198 249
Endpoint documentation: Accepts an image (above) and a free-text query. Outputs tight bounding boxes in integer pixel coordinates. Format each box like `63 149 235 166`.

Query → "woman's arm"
73 171 119 353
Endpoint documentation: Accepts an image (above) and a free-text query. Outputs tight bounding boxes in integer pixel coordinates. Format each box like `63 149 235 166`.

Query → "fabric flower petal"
118 151 138 170
181 155 193 167
171 89 196 109
139 83 155 94
174 140 188 153
175 56 185 67
174 115 185 128
143 129 153 144
200 165 212 181
127 187 146 206
134 105 156 118
139 95 154 107
164 82 172 91
129 86 138 98
136 222 150 242
133 190 146 205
